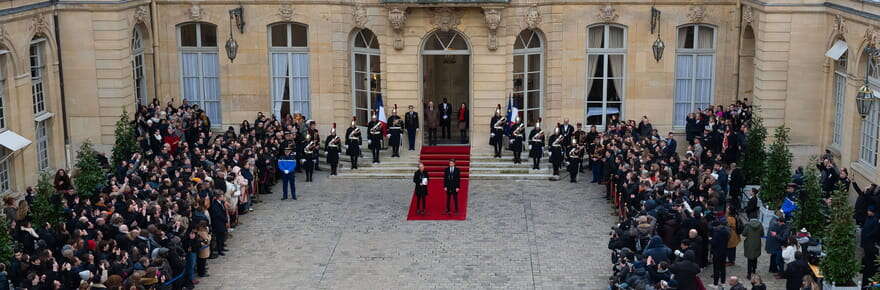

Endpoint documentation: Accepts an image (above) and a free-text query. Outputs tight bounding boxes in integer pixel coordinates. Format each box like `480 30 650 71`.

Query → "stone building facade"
0 0 878 193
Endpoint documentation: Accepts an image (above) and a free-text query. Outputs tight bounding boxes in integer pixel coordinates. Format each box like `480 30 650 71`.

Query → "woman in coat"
725 210 741 265
743 218 764 279
412 163 429 215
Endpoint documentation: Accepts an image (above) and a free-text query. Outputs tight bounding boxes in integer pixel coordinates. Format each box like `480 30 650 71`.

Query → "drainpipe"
150 0 160 103
52 4 72 169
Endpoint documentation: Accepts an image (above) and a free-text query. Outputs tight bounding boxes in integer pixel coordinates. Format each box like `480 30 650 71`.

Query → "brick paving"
197 172 786 289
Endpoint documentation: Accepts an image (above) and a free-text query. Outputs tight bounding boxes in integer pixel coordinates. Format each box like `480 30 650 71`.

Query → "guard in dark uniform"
560 119 574 152
294 126 306 173
510 117 525 164
324 123 341 175
308 120 322 171
548 125 563 177
387 105 403 157
567 139 583 183
573 123 585 172
528 120 545 170
302 133 318 182
489 105 505 158
367 113 383 164
345 117 362 169
404 105 419 151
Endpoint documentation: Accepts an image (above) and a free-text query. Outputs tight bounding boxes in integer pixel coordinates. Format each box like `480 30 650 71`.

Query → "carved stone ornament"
867 26 880 49
742 5 753 24
353 4 368 29
687 5 707 23
524 4 541 30
387 6 407 50
188 4 204 21
833 14 847 34
134 6 150 25
278 4 294 22
597 5 619 23
483 7 502 51
430 7 461 32
30 14 51 34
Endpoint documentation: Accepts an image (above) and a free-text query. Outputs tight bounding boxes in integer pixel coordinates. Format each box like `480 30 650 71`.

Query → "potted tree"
821 188 861 289
760 126 792 210
30 172 64 230
741 113 767 186
111 109 139 167
73 141 106 198
793 163 827 240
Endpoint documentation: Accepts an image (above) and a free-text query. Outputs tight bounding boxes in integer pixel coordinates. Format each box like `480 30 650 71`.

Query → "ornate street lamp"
857 46 880 119
225 7 242 62
652 35 665 62
650 6 665 62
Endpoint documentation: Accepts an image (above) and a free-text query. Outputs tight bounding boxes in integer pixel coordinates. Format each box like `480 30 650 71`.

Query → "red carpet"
407 146 470 220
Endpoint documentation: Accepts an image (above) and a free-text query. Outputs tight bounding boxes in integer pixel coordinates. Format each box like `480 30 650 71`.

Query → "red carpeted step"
427 172 469 178
420 146 471 154
421 160 470 167
424 166 469 172
408 146 470 221
419 154 470 161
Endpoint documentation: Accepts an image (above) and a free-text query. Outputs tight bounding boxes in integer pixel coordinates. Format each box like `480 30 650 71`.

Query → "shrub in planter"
30 172 64 230
111 109 139 167
741 113 767 185
0 215 13 263
793 164 827 240
821 188 861 287
73 141 106 198
760 125 791 210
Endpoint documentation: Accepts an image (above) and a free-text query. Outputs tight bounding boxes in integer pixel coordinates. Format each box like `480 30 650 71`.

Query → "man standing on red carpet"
444 159 462 214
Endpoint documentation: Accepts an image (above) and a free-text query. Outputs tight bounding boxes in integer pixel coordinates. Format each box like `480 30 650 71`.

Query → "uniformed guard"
294 125 306 173
324 123 341 175
573 122 585 173
302 132 318 182
567 139 583 183
548 124 564 177
308 120 322 171
489 105 506 158
345 117 362 169
387 105 403 157
367 112 383 164
404 105 419 151
528 119 545 170
510 117 525 164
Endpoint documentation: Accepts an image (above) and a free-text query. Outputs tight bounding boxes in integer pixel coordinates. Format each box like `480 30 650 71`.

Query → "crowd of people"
584 100 820 290
0 98 336 289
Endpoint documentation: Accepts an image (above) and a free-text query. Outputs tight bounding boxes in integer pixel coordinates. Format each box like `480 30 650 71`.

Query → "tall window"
352 29 380 126
36 120 49 170
674 24 715 126
30 40 46 115
832 53 847 148
514 29 543 126
0 54 6 130
0 148 9 193
861 52 880 167
270 23 310 119
132 28 147 105
179 23 221 124
586 24 626 127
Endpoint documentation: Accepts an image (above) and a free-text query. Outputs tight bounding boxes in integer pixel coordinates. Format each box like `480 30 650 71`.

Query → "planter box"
823 281 859 290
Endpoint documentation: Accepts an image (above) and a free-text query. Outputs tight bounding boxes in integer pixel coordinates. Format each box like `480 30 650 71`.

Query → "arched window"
674 24 715 126
831 49 847 148
0 51 9 191
132 28 147 105
352 29 380 126
586 24 626 127
269 22 310 119
860 51 880 167
513 29 543 126
178 22 221 124
30 37 50 170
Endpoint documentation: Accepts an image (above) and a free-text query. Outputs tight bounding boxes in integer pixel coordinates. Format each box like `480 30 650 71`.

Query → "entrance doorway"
421 30 470 145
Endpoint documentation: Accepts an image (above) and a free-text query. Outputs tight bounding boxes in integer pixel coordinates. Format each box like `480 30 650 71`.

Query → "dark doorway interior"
422 54 469 145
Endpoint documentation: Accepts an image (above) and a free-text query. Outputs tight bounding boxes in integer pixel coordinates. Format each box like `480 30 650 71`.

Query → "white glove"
368 140 372 144
283 170 290 174
490 133 495 137
300 159 306 163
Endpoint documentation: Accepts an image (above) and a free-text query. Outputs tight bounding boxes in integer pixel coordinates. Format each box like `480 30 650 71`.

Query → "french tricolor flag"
376 94 388 136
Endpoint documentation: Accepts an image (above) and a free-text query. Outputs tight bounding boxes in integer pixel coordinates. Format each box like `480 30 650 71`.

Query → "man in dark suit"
209 192 229 256
404 105 419 151
439 98 452 139
444 159 461 214
559 119 574 149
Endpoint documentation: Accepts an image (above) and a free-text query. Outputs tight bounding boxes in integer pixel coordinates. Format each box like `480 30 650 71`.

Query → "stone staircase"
327 149 420 179
468 154 554 180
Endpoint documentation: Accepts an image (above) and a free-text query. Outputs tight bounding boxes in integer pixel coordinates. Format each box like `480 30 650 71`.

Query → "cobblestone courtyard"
198 173 785 289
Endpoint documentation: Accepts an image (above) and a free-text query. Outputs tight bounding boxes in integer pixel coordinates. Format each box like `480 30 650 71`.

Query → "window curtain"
609 54 624 102
292 53 310 117
695 55 713 110
272 53 289 118
832 73 845 146
698 27 714 49
201 53 221 124
589 27 604 49
861 102 880 166
587 55 600 99
181 53 200 105
678 28 690 48
609 27 624 48
674 55 693 126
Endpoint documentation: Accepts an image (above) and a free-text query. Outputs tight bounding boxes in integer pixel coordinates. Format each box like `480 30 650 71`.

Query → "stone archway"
420 29 471 145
